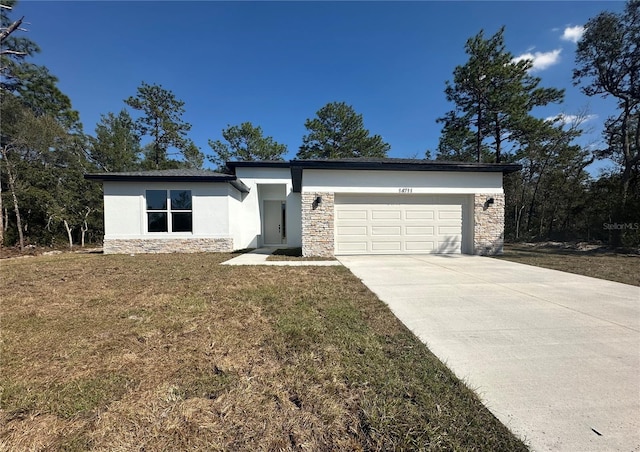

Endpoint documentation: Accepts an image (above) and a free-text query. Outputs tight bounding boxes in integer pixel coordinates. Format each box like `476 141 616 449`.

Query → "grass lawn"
496 243 640 286
0 253 526 451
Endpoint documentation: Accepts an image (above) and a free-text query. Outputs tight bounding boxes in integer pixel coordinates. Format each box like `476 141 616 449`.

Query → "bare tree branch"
0 15 24 44
0 49 27 56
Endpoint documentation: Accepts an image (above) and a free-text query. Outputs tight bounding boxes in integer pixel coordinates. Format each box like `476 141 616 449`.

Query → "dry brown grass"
497 243 640 286
1 253 527 451
266 247 336 261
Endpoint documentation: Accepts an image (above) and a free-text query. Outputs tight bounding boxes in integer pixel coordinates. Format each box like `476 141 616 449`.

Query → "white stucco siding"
102 181 231 239
286 192 302 247
191 184 230 237
302 170 504 194
103 181 143 236
228 185 244 250
234 167 291 181
259 184 287 200
462 195 475 254
237 195 260 248
232 166 302 248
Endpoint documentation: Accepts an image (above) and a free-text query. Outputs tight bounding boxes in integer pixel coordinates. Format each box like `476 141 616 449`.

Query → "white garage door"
335 195 463 255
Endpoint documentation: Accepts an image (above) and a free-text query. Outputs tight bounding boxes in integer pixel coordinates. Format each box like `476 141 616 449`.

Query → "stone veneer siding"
103 237 233 254
301 192 335 257
474 193 505 255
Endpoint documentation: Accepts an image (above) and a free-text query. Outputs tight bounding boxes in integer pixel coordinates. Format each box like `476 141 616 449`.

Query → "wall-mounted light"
315 196 322 205
487 197 495 205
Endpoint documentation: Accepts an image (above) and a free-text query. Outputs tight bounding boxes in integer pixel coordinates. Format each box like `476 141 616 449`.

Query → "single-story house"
85 158 521 257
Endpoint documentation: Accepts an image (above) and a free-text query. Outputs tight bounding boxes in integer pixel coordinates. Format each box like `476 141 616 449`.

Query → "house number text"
398 188 413 193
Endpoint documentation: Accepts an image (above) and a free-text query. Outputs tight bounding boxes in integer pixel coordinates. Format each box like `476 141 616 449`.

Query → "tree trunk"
1 148 24 250
547 203 558 239
620 104 631 203
618 105 640 205
526 156 551 232
476 108 483 163
515 204 525 240
537 203 546 239
63 219 73 249
80 207 91 247
9 177 23 250
495 121 502 163
154 118 161 168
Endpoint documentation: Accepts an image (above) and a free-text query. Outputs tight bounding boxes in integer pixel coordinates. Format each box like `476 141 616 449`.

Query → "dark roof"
226 158 520 173
289 158 522 192
84 169 250 193
225 160 290 170
290 158 521 172
84 169 231 180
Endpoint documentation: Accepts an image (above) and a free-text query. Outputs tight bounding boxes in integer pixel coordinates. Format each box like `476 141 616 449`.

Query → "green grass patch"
271 247 303 256
267 247 337 261
1 373 135 419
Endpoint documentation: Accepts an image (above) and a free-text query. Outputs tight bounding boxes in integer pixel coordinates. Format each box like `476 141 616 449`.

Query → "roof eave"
84 174 238 183
290 160 521 173
230 179 250 194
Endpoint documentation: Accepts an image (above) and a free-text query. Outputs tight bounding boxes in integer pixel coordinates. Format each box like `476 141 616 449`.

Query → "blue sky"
16 1 624 170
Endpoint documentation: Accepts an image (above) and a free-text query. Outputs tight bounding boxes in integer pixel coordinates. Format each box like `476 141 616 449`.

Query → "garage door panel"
371 241 402 251
337 210 368 220
372 210 401 220
406 241 436 251
372 226 402 235
337 226 368 236
438 242 462 253
405 210 434 220
335 195 464 255
438 225 462 234
405 226 434 236
438 210 462 220
336 241 368 253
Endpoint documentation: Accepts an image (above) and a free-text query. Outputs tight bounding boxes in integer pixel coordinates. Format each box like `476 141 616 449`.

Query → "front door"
264 201 285 245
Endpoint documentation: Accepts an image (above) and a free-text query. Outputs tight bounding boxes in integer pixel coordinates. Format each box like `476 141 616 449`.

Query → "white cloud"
512 49 562 71
545 113 598 125
561 25 584 43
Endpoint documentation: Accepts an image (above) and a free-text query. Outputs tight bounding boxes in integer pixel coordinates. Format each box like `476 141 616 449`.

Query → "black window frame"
145 189 193 233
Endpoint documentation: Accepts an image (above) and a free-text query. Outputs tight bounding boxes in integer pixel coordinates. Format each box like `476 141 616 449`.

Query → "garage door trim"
334 194 466 255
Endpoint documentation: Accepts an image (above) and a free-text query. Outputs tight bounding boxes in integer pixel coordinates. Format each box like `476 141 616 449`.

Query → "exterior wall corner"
473 193 505 256
301 192 335 257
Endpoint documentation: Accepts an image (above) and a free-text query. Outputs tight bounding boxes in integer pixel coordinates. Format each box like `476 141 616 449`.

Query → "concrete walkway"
338 254 640 452
221 248 342 266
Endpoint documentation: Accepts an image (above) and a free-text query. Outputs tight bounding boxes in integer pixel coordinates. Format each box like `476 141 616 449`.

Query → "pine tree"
297 102 390 159
208 122 287 171
438 27 564 163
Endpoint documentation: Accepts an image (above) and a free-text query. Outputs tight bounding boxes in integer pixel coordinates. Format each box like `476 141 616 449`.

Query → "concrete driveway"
338 254 640 452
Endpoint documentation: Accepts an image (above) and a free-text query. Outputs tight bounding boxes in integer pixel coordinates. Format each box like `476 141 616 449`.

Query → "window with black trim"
146 190 192 233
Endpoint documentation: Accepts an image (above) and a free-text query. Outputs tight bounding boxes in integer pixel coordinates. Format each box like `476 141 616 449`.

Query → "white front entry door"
264 201 285 245
335 195 463 255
